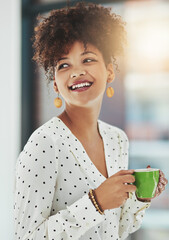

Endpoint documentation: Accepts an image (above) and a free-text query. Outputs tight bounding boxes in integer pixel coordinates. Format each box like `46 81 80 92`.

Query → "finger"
156 192 160 197
157 182 165 194
160 182 166 191
159 177 168 185
114 169 135 176
157 187 163 195
155 187 160 197
165 177 168 185
122 175 135 184
158 182 163 189
125 184 137 193
160 186 165 193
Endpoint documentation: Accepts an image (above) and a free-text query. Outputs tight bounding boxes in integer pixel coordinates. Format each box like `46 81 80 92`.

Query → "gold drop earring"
53 76 62 108
106 69 115 98
54 92 62 108
106 86 114 98
106 77 115 98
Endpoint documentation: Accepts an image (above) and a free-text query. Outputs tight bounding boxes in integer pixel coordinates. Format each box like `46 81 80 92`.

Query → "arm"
14 131 104 240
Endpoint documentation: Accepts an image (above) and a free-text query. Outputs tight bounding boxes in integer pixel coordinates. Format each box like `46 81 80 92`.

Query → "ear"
53 80 58 92
106 63 115 83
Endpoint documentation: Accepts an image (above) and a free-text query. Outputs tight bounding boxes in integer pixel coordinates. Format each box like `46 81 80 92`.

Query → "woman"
14 2 168 240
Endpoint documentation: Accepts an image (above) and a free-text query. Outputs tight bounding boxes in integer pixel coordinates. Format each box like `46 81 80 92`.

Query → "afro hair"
32 1 127 83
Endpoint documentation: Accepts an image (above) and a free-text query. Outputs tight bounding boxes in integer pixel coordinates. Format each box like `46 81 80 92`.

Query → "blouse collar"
51 116 119 186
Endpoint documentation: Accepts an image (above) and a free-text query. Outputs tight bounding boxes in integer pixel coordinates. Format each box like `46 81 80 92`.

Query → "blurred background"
1 0 169 239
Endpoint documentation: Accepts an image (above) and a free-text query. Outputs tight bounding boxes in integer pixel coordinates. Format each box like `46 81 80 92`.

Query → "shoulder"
20 117 63 156
27 117 62 143
16 118 60 171
98 119 129 143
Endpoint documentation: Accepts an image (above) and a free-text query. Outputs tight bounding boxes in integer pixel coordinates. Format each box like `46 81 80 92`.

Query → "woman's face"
54 41 114 108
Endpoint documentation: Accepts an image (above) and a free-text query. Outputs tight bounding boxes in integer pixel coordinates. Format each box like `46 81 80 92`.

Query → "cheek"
90 65 108 84
89 64 105 76
55 73 69 89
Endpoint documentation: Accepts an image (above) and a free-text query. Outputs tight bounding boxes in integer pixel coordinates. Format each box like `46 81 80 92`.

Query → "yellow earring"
106 86 114 98
54 92 62 108
53 76 62 108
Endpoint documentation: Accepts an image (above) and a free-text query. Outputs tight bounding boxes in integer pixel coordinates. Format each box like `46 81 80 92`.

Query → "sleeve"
117 129 151 240
14 131 104 240
119 192 150 240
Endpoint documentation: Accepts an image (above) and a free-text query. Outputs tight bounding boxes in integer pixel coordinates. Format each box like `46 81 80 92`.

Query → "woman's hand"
137 165 168 202
154 169 168 197
94 170 136 211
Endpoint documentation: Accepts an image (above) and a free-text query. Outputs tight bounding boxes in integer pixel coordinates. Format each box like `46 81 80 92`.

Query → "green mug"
133 168 160 198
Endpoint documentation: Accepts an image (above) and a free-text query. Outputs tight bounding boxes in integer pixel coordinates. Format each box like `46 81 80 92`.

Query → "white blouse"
14 117 150 240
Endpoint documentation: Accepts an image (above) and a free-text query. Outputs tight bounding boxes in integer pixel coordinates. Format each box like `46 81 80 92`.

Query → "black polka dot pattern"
14 117 150 240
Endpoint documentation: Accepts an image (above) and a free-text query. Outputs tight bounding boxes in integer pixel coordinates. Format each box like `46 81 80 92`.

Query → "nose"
70 70 86 78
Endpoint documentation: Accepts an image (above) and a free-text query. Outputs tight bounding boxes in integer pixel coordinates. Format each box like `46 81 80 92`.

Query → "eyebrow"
57 51 97 63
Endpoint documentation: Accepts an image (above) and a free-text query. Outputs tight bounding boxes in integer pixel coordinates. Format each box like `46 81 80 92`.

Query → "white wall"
0 0 21 239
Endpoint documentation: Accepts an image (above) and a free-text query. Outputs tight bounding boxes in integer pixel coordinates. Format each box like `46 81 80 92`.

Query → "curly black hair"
32 1 127 84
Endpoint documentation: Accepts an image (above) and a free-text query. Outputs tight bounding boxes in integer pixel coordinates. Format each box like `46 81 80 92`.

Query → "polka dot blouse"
14 117 150 240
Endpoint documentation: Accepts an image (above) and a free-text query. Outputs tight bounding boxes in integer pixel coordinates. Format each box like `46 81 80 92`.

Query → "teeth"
71 82 92 90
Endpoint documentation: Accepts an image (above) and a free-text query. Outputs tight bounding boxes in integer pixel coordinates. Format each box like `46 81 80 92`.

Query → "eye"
57 63 69 70
83 58 96 63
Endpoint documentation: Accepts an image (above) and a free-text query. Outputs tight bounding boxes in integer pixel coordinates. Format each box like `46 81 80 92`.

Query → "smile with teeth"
70 82 93 90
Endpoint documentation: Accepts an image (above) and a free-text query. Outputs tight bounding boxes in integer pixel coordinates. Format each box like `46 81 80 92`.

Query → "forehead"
62 41 100 57
55 41 102 65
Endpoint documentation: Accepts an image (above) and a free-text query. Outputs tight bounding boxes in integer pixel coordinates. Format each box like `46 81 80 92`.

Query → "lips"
68 80 93 89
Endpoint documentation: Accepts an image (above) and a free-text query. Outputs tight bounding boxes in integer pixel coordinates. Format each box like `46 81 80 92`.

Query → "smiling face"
54 41 114 108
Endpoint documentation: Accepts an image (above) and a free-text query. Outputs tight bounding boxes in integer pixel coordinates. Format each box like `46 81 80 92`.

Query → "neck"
57 103 102 141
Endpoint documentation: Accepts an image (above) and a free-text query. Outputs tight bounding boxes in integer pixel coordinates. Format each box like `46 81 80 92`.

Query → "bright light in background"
123 0 169 140
125 73 169 91
135 21 169 61
124 1 169 72
124 1 169 138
